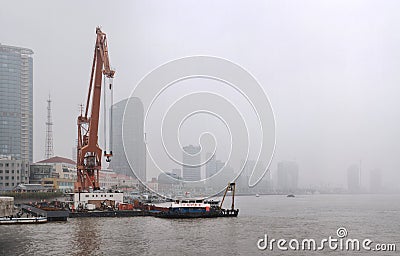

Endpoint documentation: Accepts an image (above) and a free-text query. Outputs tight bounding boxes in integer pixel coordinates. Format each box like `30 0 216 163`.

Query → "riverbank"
0 192 63 202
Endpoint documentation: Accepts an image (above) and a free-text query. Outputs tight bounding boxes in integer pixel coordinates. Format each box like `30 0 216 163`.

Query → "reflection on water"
71 218 100 256
0 194 399 255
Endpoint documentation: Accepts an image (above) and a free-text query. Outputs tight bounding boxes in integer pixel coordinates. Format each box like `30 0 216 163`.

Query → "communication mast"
44 95 54 159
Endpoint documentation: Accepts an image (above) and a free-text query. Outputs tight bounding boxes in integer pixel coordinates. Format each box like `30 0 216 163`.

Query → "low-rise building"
35 156 77 180
41 177 75 192
29 164 54 184
13 183 47 192
99 169 139 190
0 156 29 191
146 178 158 192
30 156 77 192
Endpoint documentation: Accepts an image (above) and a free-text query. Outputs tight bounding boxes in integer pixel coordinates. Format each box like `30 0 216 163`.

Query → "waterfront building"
158 172 182 194
99 169 139 190
30 156 77 191
0 156 29 190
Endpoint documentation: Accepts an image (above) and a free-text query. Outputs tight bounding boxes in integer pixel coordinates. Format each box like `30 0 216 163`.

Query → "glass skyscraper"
0 44 33 162
109 97 146 182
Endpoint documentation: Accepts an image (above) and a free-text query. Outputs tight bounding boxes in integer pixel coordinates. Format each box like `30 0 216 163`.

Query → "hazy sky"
1 0 399 189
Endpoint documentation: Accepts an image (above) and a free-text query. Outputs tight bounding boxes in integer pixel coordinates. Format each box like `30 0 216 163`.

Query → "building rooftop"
37 156 76 165
0 43 34 55
14 184 46 191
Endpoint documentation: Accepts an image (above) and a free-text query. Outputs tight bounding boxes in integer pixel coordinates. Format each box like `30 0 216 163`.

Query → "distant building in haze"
182 145 201 181
205 152 216 178
277 161 299 192
205 152 226 179
171 168 182 178
108 97 146 182
347 164 360 193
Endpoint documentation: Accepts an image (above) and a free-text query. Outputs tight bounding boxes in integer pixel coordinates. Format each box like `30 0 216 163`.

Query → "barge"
150 199 239 218
149 182 239 218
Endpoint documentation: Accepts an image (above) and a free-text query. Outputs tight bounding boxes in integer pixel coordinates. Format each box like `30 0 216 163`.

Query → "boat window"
196 200 202 203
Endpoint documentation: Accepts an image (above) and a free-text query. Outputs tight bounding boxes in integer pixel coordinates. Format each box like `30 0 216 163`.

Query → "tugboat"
150 183 239 218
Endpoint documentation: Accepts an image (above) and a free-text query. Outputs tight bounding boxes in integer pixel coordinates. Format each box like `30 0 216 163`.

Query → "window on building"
5 176 9 180
5 170 9 173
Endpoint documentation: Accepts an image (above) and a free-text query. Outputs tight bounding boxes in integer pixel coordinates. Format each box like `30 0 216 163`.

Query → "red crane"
75 27 115 192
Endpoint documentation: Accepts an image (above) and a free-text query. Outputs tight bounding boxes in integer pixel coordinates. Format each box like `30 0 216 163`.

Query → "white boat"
0 216 47 225
256 194 260 197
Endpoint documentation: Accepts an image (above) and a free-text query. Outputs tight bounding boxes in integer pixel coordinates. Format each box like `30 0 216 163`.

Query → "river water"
1 194 399 255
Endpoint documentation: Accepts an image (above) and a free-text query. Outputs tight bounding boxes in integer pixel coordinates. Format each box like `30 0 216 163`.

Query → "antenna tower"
45 95 54 159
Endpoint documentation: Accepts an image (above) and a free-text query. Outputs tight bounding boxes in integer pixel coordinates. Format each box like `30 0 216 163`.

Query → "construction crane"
75 27 115 192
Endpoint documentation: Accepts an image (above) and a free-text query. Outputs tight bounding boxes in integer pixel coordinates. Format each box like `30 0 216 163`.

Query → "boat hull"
151 209 239 219
0 217 47 225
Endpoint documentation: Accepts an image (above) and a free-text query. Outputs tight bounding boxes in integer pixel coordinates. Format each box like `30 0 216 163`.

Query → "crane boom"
75 27 115 192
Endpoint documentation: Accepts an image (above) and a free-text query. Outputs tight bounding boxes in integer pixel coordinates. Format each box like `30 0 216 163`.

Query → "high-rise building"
277 161 299 192
205 152 216 178
182 145 201 181
347 164 360 193
108 97 146 182
0 44 33 162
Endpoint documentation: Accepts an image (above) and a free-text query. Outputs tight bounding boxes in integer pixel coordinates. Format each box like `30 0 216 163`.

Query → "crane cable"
109 77 113 156
103 75 107 155
102 74 114 162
